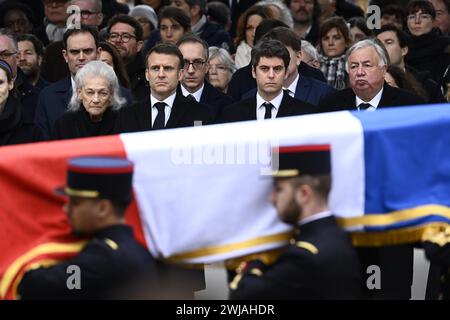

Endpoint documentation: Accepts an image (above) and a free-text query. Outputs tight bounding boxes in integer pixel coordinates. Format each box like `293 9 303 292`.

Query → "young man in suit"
242 27 336 107
220 39 316 123
229 146 363 299
177 34 234 123
115 43 211 133
318 38 425 113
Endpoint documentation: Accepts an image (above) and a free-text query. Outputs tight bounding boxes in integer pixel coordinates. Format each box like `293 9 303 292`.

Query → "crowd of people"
1 0 450 300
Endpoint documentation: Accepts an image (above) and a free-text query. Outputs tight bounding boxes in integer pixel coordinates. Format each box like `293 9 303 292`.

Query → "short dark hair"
374 24 411 48
177 34 209 60
63 25 99 50
158 6 191 31
406 0 436 19
251 39 290 69
261 27 301 52
146 43 185 69
16 34 45 57
254 19 289 46
107 14 144 41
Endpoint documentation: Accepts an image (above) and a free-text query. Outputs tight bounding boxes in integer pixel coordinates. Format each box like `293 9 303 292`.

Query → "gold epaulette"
104 238 119 250
295 241 319 254
422 224 450 247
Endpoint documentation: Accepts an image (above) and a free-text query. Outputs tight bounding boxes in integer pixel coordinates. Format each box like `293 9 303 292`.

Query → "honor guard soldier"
229 145 364 299
18 156 160 299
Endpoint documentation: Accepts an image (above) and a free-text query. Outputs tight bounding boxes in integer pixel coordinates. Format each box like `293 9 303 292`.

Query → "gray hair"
0 28 17 51
208 46 236 74
256 0 294 28
301 40 319 62
70 0 102 11
345 38 389 73
68 60 125 111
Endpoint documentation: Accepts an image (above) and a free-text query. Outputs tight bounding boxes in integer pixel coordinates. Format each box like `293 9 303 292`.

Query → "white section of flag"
121 111 365 263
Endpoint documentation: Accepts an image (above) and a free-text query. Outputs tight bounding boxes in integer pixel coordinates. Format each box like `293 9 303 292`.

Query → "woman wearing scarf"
318 16 351 90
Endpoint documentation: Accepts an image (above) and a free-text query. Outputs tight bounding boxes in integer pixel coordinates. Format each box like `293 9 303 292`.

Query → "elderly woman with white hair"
207 46 236 94
52 61 126 140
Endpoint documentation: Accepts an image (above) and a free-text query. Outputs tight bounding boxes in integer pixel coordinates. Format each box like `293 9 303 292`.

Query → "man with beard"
286 0 321 46
17 34 48 90
229 146 363 299
18 156 161 299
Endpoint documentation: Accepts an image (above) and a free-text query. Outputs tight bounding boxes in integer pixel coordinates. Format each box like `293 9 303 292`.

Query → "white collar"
299 210 333 226
256 90 284 111
355 87 384 111
181 83 204 102
284 73 299 96
191 14 207 35
150 91 176 108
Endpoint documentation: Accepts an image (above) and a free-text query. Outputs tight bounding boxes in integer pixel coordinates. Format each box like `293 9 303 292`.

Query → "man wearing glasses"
107 14 148 102
115 43 211 133
405 0 450 86
72 0 103 27
177 35 234 123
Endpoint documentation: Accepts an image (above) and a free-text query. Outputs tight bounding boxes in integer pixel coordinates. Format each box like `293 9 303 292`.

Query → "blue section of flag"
353 104 450 230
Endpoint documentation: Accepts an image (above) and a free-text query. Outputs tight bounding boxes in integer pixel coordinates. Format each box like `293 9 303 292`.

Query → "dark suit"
228 62 327 101
18 225 160 299
115 93 212 133
318 83 426 113
243 74 336 107
35 77 133 140
220 91 316 123
229 216 364 299
195 81 234 123
51 107 117 140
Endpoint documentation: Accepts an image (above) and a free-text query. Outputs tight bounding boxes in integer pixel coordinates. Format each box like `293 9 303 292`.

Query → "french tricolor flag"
1 104 450 299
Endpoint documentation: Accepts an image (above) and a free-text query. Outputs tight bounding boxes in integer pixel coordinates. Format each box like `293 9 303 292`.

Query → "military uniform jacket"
18 225 159 299
229 216 364 300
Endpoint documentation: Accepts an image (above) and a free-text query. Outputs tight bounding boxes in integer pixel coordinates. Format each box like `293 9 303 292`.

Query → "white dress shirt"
256 90 284 120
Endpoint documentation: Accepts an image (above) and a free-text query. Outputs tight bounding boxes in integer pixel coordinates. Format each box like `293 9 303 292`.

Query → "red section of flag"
0 136 147 299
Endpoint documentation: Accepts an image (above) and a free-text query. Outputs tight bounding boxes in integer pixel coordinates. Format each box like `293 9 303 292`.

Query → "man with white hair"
318 38 424 113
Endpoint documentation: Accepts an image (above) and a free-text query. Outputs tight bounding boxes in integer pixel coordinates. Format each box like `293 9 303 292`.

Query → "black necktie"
263 102 273 119
358 103 372 110
153 102 166 129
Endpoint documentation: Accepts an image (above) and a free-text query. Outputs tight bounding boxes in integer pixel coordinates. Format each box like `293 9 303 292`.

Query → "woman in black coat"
52 60 126 140
405 1 450 86
0 59 40 146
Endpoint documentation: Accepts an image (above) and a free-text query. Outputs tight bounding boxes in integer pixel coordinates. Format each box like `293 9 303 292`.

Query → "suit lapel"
245 97 257 121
